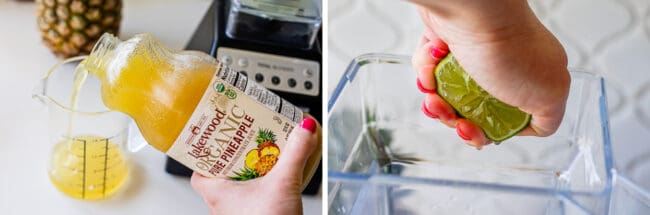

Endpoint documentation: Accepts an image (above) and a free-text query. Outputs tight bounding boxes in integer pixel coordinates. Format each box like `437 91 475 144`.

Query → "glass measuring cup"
33 56 146 200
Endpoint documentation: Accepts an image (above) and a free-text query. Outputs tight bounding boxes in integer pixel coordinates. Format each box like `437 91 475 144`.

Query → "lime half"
435 54 531 142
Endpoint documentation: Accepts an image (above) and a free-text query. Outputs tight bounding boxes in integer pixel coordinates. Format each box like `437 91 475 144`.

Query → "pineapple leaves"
229 167 260 181
255 128 277 146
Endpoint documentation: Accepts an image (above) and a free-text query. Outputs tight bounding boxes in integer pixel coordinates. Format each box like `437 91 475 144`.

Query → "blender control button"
220 56 232 65
288 78 297 88
255 73 264 82
238 59 249 67
304 81 313 90
303 69 313 77
271 76 281 85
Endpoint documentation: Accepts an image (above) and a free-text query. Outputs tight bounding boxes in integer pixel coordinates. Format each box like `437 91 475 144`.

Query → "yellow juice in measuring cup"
49 136 128 200
35 56 142 200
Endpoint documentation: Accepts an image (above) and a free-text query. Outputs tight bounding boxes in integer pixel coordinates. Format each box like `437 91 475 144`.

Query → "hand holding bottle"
191 118 319 215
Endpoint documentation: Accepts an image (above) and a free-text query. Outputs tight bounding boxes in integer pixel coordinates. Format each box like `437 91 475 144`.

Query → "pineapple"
254 154 278 176
256 129 280 158
230 167 260 181
259 144 280 157
252 129 281 176
234 129 282 180
36 0 122 58
255 129 277 147
244 149 260 169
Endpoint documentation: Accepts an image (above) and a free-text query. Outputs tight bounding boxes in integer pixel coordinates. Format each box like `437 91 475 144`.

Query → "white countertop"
0 0 321 214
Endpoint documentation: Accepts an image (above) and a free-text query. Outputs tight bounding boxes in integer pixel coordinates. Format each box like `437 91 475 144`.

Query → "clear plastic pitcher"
328 54 650 214
33 56 146 200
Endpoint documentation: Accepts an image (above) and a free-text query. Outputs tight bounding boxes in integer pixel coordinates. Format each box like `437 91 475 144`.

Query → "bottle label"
166 63 303 179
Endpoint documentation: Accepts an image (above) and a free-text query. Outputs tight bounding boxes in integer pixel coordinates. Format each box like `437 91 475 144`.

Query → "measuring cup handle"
33 55 89 106
127 120 148 153
32 78 49 106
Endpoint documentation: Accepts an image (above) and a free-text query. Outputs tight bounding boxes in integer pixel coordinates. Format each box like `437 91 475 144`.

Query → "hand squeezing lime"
435 54 531 142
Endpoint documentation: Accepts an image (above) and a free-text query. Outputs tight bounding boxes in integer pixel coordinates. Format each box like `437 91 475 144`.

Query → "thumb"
190 172 231 197
267 117 318 184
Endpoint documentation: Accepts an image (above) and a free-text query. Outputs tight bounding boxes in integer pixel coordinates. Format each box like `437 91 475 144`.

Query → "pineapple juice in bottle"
77 33 319 186
82 34 216 153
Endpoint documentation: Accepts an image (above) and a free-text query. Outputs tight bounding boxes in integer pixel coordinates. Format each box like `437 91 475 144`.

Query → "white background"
0 0 321 214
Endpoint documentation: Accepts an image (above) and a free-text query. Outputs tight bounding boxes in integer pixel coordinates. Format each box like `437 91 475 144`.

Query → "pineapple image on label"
232 129 280 181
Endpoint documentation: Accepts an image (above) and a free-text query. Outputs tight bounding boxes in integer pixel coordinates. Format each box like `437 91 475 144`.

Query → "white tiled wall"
329 0 650 190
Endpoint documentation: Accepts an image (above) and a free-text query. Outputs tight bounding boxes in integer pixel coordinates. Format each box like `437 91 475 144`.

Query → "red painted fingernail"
300 118 317 133
417 78 436 94
456 126 471 141
430 47 448 59
421 102 439 119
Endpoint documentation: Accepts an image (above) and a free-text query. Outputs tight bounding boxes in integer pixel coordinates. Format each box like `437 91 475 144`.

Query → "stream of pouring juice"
48 65 128 200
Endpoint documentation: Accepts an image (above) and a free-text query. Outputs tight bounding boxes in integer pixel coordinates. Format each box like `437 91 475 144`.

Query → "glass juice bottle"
79 33 320 186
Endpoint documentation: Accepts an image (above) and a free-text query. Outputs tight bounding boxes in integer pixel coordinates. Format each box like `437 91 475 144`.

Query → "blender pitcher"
33 56 147 200
328 54 650 215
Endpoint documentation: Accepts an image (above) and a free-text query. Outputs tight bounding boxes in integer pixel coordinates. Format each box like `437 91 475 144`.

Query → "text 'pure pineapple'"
77 33 319 186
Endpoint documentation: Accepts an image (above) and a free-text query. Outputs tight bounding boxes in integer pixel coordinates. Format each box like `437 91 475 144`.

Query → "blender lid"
231 0 322 22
